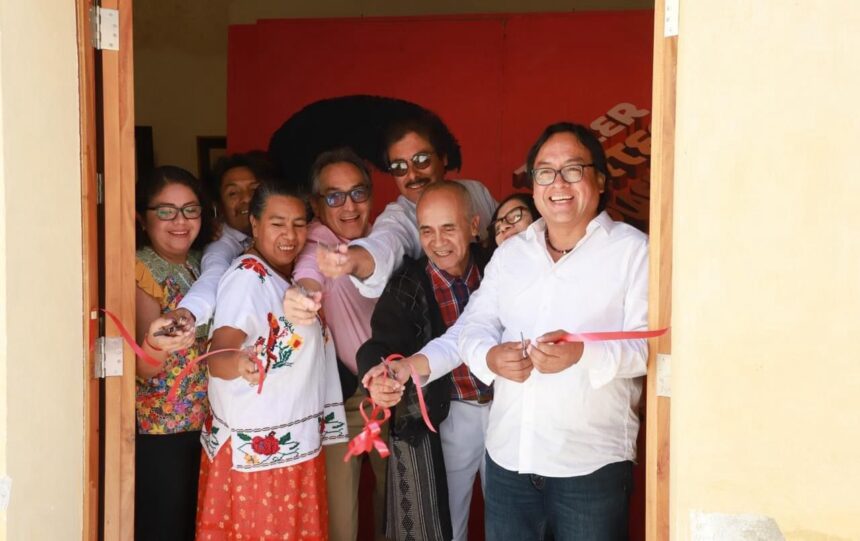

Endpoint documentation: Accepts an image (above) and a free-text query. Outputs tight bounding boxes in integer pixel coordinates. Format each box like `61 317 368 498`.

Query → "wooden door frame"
645 1 676 540
77 0 137 539
75 0 99 538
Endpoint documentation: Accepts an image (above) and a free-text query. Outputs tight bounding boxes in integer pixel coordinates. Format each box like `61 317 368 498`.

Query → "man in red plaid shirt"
377 181 493 541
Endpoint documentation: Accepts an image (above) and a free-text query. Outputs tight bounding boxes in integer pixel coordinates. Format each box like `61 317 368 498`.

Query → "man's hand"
317 243 355 279
487 341 533 382
237 355 261 385
362 362 406 408
530 330 584 374
282 287 322 326
145 316 195 353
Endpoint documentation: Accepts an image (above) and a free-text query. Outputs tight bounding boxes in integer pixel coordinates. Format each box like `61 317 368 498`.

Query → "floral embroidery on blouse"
238 257 270 282
252 313 303 373
135 246 209 435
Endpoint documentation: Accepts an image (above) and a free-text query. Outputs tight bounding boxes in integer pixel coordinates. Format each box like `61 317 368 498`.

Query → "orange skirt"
196 442 328 540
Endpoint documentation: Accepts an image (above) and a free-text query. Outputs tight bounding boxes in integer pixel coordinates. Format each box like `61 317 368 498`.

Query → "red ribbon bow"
343 398 391 462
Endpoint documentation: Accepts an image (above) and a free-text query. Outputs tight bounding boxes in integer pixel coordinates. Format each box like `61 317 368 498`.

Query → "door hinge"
94 336 124 378
90 6 119 51
656 353 671 397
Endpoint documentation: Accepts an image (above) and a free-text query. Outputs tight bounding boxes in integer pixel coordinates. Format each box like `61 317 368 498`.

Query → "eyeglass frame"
146 204 203 221
387 151 434 177
530 163 595 186
493 205 530 234
318 185 372 208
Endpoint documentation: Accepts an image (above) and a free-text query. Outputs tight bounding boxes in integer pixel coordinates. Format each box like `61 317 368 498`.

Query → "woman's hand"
282 286 322 326
237 355 261 385
146 316 195 353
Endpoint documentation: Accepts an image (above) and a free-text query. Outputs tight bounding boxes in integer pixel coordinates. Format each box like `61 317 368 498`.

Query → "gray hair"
309 147 372 195
417 181 476 221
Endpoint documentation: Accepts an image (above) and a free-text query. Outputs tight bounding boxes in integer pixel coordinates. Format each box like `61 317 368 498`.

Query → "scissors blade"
380 356 396 379
520 331 527 358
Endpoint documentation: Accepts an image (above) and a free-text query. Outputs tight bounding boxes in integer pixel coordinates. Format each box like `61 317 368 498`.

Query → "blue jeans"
485 454 632 541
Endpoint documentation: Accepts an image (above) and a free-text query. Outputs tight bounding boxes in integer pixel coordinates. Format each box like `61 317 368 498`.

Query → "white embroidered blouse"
202 254 348 472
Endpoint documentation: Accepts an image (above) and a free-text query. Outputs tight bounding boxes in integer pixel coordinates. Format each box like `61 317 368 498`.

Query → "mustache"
406 177 431 189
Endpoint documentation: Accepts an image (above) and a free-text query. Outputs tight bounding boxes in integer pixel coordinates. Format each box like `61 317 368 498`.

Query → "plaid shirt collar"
425 255 492 403
425 258 481 298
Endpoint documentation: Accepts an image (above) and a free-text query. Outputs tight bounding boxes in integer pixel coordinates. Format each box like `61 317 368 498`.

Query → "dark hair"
382 112 461 171
135 165 214 250
487 193 540 251
525 122 609 212
209 151 274 202
248 181 310 221
309 147 372 195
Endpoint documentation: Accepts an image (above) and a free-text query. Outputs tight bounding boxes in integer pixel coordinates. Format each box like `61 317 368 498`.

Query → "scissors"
152 316 189 337
380 356 397 380
520 331 528 359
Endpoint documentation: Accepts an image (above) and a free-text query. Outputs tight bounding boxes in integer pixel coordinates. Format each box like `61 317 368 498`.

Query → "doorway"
79 1 674 539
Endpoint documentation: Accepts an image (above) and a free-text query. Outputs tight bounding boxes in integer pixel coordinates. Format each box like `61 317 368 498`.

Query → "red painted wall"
227 12 653 540
227 11 653 218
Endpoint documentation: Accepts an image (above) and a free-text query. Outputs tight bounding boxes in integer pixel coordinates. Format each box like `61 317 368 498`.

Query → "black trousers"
135 431 202 541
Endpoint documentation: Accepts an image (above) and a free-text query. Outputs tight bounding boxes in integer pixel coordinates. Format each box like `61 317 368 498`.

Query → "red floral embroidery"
204 415 213 432
251 431 280 455
238 257 270 282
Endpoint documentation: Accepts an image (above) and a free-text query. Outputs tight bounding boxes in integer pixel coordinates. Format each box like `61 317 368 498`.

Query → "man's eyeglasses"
531 164 595 186
388 152 433 177
147 204 203 221
493 206 529 235
321 186 371 208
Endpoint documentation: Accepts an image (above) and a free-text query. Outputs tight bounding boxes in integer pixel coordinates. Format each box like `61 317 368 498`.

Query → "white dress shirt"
458 212 649 477
349 179 497 298
179 224 249 325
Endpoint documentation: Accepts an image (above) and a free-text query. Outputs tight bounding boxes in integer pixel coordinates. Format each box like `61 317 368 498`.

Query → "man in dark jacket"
358 181 489 541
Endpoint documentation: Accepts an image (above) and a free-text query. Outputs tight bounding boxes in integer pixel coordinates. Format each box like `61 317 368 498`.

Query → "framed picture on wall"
196 136 227 184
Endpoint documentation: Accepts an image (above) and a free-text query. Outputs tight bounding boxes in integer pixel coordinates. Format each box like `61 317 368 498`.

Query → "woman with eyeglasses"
134 165 213 541
488 193 540 250
196 182 348 540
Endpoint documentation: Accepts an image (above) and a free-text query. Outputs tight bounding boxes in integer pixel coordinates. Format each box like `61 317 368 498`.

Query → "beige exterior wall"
0 0 84 539
133 0 652 173
671 1 860 540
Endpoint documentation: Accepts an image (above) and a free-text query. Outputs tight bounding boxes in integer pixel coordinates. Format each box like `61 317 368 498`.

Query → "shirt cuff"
419 341 449 386
577 341 614 389
348 269 385 298
467 342 496 386
177 297 210 327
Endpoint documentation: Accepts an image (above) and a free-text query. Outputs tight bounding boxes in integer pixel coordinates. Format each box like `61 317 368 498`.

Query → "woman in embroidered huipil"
134 165 213 541
196 182 348 540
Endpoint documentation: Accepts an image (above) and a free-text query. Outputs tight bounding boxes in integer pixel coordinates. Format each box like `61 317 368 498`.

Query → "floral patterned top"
135 246 210 435
202 254 348 472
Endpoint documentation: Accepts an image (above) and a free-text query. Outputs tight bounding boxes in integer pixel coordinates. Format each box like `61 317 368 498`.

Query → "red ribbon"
343 398 391 462
99 308 267 399
555 328 669 343
383 354 437 433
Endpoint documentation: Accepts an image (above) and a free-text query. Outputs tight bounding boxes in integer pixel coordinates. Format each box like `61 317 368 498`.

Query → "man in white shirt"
457 122 649 540
317 113 497 298
171 154 264 326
